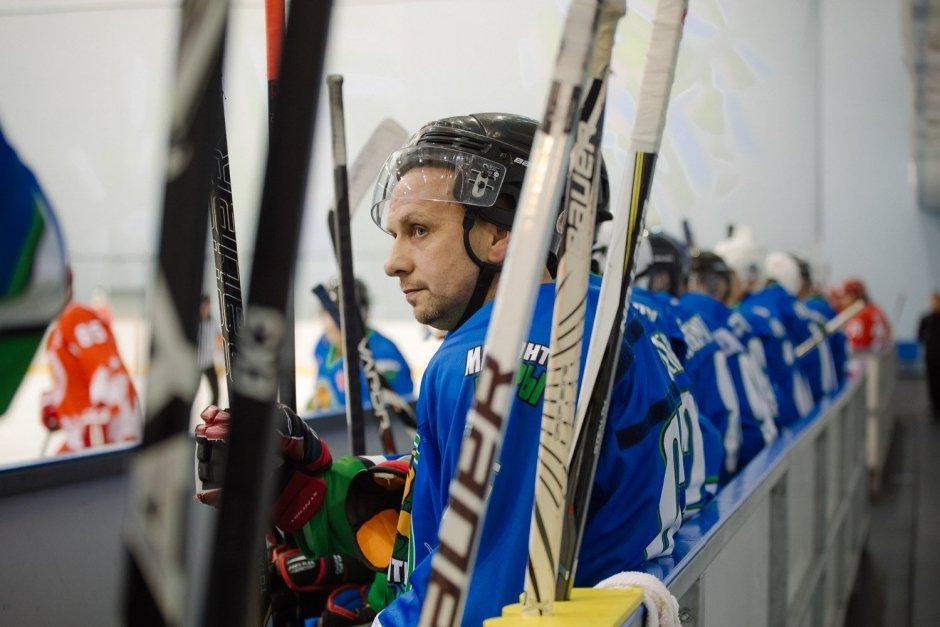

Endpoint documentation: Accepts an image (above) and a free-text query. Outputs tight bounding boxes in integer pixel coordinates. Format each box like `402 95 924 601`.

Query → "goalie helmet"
634 228 690 296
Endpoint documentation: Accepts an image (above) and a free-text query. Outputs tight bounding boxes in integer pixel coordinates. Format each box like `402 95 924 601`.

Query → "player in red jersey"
42 269 141 454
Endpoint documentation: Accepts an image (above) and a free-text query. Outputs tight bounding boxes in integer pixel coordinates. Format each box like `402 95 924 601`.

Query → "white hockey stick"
523 0 625 615
419 1 606 625
794 298 864 358
557 0 689 599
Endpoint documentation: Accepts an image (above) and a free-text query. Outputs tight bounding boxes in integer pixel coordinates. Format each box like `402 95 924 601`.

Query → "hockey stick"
556 0 688 600
209 83 243 384
419 2 606 624
264 0 283 133
682 217 695 249
327 117 410 247
322 116 413 450
122 2 229 625
201 2 333 626
326 74 368 456
523 0 624 615
320 113 413 454
312 284 416 452
264 0 298 412
794 298 864 358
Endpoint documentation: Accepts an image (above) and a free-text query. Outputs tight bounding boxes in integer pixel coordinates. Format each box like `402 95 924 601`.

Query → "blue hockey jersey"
745 284 837 405
680 291 779 472
310 328 414 413
376 280 685 627
804 295 849 387
631 287 722 510
738 291 814 428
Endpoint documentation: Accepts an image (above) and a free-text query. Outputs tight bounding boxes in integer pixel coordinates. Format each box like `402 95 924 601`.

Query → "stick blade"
347 118 409 215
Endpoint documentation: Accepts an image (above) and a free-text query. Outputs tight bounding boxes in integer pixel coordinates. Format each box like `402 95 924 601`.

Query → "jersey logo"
464 342 550 406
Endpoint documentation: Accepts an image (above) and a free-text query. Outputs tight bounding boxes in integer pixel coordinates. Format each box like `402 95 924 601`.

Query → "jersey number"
74 320 109 348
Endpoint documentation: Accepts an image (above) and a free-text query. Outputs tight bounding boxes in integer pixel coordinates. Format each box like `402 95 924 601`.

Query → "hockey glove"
319 584 376 627
40 389 59 431
295 456 408 571
41 404 60 431
194 404 333 534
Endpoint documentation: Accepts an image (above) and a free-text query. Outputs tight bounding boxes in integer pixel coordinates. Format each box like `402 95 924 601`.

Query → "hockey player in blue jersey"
793 255 849 388
307 276 414 414
715 228 814 427
762 251 838 404
368 113 689 626
195 113 689 626
683 249 779 472
630 230 726 494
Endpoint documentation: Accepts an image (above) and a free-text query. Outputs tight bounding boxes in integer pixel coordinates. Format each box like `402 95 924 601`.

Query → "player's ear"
486 226 510 265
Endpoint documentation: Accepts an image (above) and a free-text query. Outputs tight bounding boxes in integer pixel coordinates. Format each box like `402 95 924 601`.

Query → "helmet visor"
370 145 507 233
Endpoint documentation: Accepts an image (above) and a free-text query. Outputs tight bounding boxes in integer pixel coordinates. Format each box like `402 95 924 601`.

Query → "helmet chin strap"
453 211 501 331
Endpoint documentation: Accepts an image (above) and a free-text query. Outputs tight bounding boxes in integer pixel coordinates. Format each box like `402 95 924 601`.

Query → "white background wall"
0 0 936 365
820 0 940 337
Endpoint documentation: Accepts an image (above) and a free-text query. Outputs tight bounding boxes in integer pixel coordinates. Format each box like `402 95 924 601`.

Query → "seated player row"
195 113 860 626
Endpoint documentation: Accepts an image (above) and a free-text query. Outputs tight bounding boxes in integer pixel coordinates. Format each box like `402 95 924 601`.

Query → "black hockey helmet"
314 276 370 313
792 254 812 283
372 112 610 240
635 228 690 296
371 112 609 327
688 249 733 301
371 113 537 232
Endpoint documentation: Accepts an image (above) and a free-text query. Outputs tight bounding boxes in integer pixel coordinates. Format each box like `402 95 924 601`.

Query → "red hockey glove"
41 404 60 431
194 405 229 506
272 403 332 533
194 404 332 534
271 543 374 592
319 584 376 627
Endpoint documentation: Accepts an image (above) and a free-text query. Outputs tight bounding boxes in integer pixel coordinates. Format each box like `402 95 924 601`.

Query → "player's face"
382 167 490 331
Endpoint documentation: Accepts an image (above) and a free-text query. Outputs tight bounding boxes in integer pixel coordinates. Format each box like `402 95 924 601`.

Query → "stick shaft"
326 74 368 456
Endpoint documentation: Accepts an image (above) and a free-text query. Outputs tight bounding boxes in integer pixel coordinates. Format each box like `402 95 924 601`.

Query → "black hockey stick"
419 1 606 624
264 0 298 412
209 84 243 383
201 2 333 626
322 82 414 455
682 217 695 249
326 118 410 254
524 0 625 614
122 2 229 625
325 74 367 456
557 0 688 600
311 284 417 453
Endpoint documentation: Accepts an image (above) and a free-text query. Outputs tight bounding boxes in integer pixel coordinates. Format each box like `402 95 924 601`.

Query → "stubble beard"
412 292 465 332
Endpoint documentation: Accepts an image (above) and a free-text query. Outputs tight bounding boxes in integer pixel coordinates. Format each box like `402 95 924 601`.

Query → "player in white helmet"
714 227 813 427
764 252 838 402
